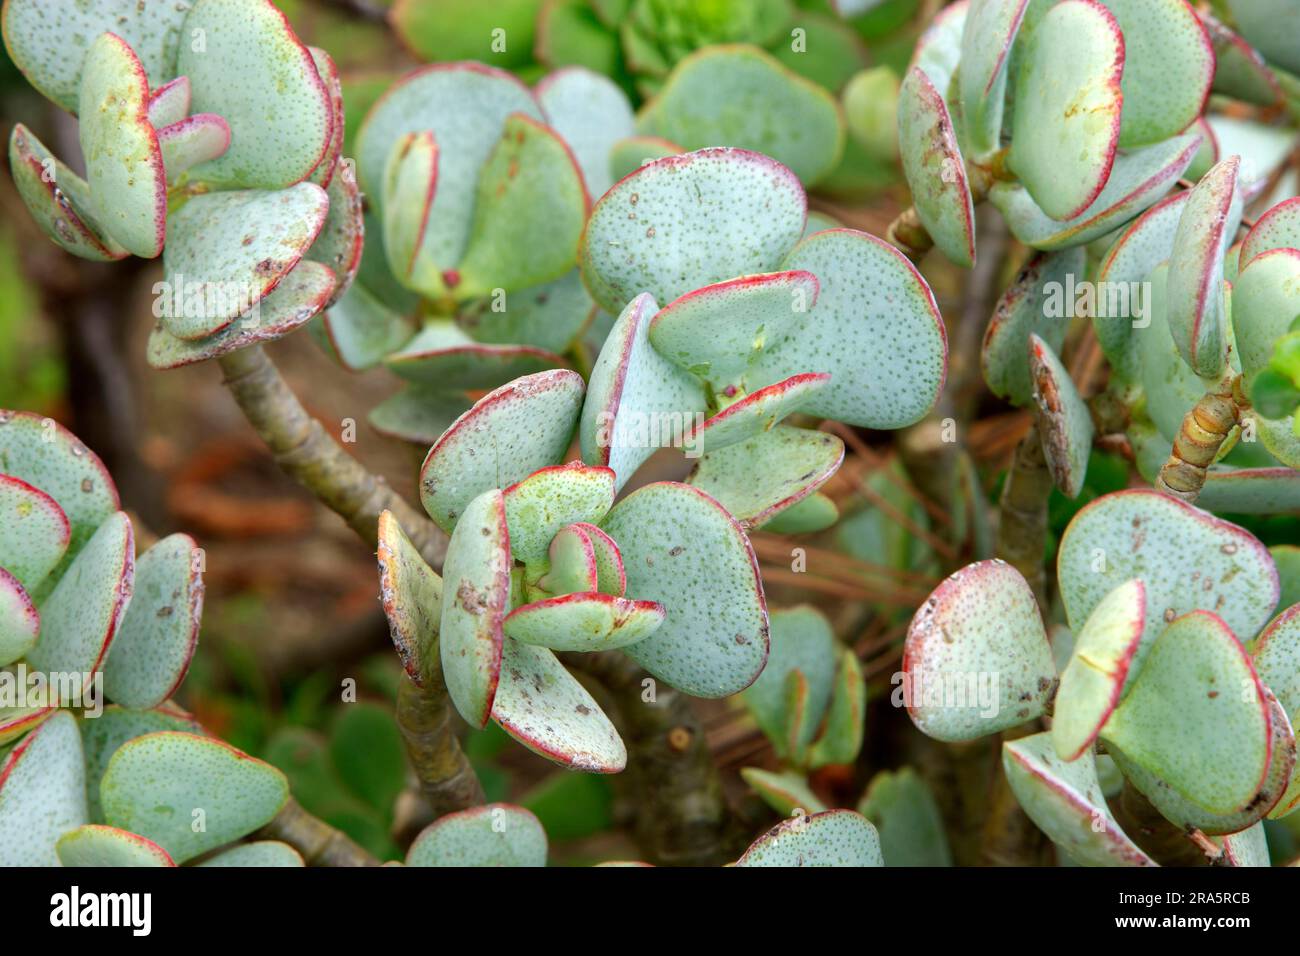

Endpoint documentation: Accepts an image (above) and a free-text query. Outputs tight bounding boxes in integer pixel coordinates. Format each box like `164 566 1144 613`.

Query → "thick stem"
258 797 380 866
1156 377 1244 504
395 673 485 819
995 427 1052 607
217 345 446 567
568 653 741 866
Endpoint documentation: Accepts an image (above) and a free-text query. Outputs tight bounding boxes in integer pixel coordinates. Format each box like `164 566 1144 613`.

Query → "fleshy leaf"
0 708 52 748
0 474 69 594
1234 248 1300 379
536 525 599 595
644 47 844 186
406 803 547 867
857 768 952 866
2 0 191 114
1167 156 1241 378
1051 579 1145 760
161 185 330 340
1101 611 1270 814
439 489 510 728
147 76 191 129
1029 334 1093 498
81 704 202 823
991 132 1200 251
1008 0 1123 220
742 606 836 760
368 387 471 447
571 522 625 596
536 67 636 198
646 271 820 389
758 492 839 534
1241 197 1300 268
460 269 594 355
601 482 768 698
750 229 948 429
305 157 363 308
56 825 175 867
199 841 303 867
1207 15 1283 106
148 260 335 370
735 809 883 867
504 593 665 651
0 566 39 667
899 66 975 268
318 283 416 373
0 712 86 866
982 248 1086 405
307 47 345 189
1225 0 1300 75
1002 733 1156 866
690 374 831 454
903 559 1055 742
1057 489 1279 674
8 124 127 262
740 768 827 816
100 731 289 864
384 322 564 390
958 0 1030 155
177 0 332 188
419 369 585 533
157 114 231 184
27 512 133 687
579 293 708 490
377 510 442 687
579 148 806 316
687 425 844 529
491 638 626 771
77 32 166 258
382 130 438 288
503 463 615 566
1217 823 1271 867
1253 604 1300 817
608 135 683 182
809 647 867 768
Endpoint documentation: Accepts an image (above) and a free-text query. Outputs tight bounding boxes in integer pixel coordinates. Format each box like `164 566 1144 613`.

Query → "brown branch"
258 797 381 866
395 673 485 819
994 426 1052 606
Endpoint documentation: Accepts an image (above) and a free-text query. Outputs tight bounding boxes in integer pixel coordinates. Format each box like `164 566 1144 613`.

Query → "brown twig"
258 797 381 866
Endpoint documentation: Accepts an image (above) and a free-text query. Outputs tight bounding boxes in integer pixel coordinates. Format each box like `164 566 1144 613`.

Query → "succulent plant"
902 488 1300 866
0 410 298 867
4 0 362 371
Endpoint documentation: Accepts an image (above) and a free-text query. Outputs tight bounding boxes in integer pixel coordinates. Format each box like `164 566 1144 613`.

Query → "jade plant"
902 488 1299 866
4 0 361 371
0 411 301 867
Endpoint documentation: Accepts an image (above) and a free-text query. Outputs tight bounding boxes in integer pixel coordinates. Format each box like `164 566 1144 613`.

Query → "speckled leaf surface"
1254 604 1300 816
579 294 707 490
991 132 1201 251
504 593 664 652
750 229 948 429
1095 192 1189 381
809 648 866 768
570 522 625 596
147 76 190 129
382 130 438 290
0 474 68 594
1002 733 1156 866
503 463 615 566
161 185 329 339
77 33 166 259
1167 156 1241 378
735 809 883 867
356 64 542 264
157 114 231 184
491 637 626 772
56 825 175 867
419 370 584 533
903 560 1055 741
958 0 1029 155
1241 197 1300 268
537 530 602 601
537 67 636 198
385 327 564 391
307 47 344 189
0 568 39 667
368 387 471 447
687 425 844 529
0 712 86 866
899 66 975 267
377 510 442 686
1137 265 1210 443
1218 823 1271 866
8 125 127 262
982 248 1086 405
601 482 768 698
27 511 133 685
319 284 415 373
406 803 547 867
644 47 844 186
1057 490 1279 674
741 768 827 816
1030 335 1093 498
103 534 201 709
81 705 202 822
199 841 303 867
691 374 830 454
646 271 820 389
579 148 806 316
608 135 683 183
743 606 835 759
1207 15 1282 106
439 489 510 728
1052 579 1145 760
1009 0 1123 220
0 412 118 570
1102 611 1271 814
305 158 363 308
859 768 953 867
148 260 335 370
910 0 967 100
1100 0 1212 147
758 492 839 534
1234 249 1300 379
2 0 192 114
461 269 594 356
454 114 589 299
100 731 288 864
1226 0 1300 75
178 0 332 188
